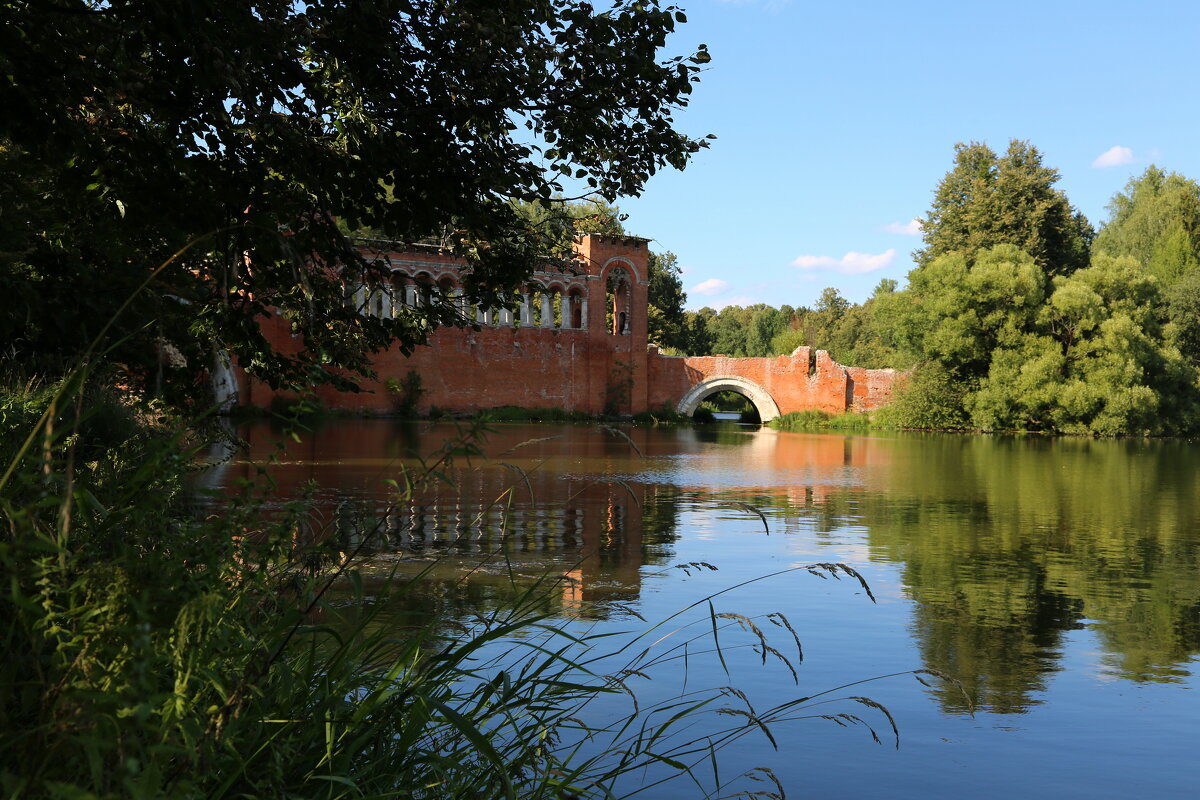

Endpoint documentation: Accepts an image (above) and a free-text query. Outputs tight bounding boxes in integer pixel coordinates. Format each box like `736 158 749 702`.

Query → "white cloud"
1093 146 1134 168
882 218 922 236
690 278 729 296
791 248 896 275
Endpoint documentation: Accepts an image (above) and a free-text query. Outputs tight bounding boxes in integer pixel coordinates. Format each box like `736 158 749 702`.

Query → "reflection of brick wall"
241 233 902 416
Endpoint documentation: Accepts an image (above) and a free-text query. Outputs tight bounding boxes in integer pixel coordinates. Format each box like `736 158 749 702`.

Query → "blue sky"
615 0 1200 310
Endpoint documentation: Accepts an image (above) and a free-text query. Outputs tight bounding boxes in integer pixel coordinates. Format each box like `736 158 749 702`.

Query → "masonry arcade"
241 234 901 418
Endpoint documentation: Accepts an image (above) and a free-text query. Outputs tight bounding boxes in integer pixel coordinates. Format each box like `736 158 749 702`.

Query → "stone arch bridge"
243 234 901 420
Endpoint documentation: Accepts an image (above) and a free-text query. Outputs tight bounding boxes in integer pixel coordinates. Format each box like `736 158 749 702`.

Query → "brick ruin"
238 234 902 419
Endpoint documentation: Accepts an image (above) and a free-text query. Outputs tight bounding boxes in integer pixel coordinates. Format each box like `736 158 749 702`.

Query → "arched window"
539 283 566 328
568 287 586 330
605 265 633 335
413 272 435 307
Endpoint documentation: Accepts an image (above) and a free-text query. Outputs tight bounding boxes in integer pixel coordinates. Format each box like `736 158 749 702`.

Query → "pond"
198 419 1200 799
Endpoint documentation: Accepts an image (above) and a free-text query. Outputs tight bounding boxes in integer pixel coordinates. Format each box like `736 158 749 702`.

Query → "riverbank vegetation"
768 410 875 432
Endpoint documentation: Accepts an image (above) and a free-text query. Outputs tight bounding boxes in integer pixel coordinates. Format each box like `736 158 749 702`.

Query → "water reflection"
198 421 1200 716
198 420 690 620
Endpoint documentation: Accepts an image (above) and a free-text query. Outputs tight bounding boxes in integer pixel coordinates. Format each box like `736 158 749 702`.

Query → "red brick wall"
240 235 903 416
645 347 900 415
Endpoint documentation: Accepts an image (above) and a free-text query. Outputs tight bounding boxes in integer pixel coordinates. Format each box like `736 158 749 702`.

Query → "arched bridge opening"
675 376 781 423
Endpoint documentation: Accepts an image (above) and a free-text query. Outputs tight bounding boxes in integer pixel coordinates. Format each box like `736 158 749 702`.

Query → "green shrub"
631 404 691 426
874 364 971 430
385 369 425 417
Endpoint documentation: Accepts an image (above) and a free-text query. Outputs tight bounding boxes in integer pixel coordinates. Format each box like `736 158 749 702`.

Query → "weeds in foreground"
0 377 965 799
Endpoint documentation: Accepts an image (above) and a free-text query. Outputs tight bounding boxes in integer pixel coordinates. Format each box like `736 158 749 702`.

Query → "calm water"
198 420 1200 798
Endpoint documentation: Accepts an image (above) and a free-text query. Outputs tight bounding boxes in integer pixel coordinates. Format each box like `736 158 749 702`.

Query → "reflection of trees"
688 431 1200 713
203 422 1200 714
858 434 1200 711
906 550 1082 713
691 422 758 446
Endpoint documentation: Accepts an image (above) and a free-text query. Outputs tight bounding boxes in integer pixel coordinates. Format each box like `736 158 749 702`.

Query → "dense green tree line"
669 141 1200 434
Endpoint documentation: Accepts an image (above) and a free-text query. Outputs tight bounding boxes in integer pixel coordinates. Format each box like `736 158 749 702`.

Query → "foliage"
683 287 904 368
897 245 1048 380
769 410 876 431
631 404 692 426
682 307 719 356
873 364 972 431
0 0 711 401
506 195 627 251
1167 268 1200 365
702 391 754 414
604 360 636 416
646 251 690 351
1093 165 1200 288
386 369 426 418
915 140 1093 276
886 245 1199 434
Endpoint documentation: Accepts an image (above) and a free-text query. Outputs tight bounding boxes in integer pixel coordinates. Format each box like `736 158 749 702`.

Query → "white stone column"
476 304 487 324
541 294 554 328
579 294 588 330
482 308 494 326
498 303 513 326
519 294 533 326
354 284 367 315
561 294 574 329
452 288 466 320
380 290 393 319
405 285 418 307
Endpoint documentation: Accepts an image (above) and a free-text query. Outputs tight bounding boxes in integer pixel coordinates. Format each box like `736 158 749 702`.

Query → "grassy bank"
768 409 881 432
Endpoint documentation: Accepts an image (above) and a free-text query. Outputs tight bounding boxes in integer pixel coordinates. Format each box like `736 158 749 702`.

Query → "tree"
708 305 761 357
0 0 710 399
745 306 789 357
1093 166 1200 288
916 140 1093 276
507 195 627 250
646 250 689 351
682 307 717 355
1166 269 1200 366
891 244 1197 433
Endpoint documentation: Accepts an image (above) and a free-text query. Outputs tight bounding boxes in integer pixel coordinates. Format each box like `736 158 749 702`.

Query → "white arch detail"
600 256 640 283
676 375 782 422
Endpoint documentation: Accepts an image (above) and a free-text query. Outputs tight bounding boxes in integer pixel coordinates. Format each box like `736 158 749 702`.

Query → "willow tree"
0 0 711 400
1093 166 1200 287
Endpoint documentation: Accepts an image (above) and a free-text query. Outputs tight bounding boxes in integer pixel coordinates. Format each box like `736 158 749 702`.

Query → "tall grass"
0 373 962 798
768 410 878 432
